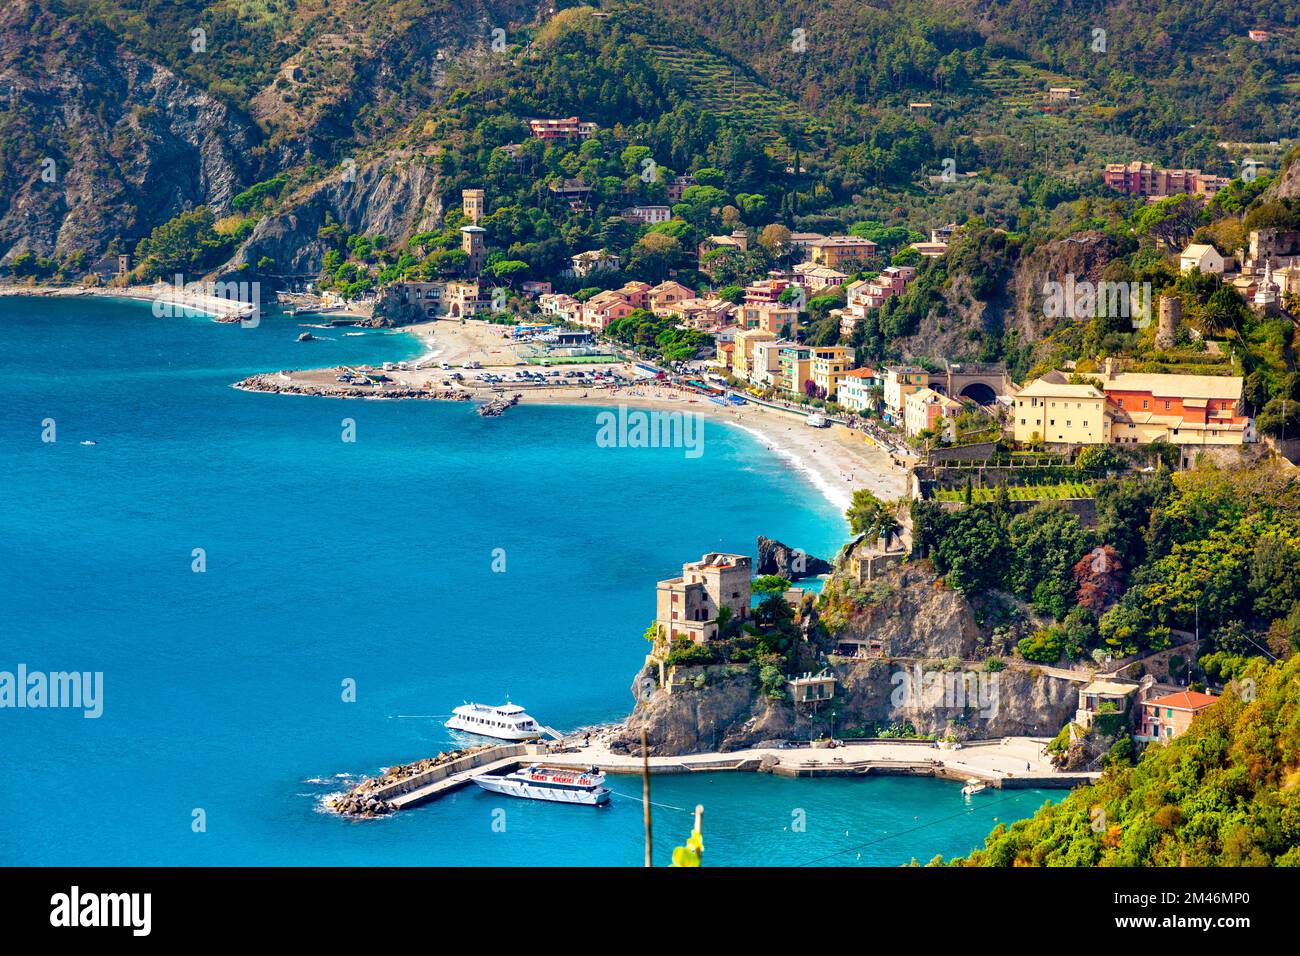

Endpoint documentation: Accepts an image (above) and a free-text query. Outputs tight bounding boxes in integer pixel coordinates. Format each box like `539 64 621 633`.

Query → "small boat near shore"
961 778 987 796
445 701 543 740
472 765 610 806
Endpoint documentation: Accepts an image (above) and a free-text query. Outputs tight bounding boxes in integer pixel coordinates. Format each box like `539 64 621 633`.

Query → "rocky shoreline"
234 372 470 401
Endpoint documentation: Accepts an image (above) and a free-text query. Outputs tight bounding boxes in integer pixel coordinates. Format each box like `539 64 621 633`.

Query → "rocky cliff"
613 557 1084 755
0 0 260 261
613 658 1081 756
223 152 445 278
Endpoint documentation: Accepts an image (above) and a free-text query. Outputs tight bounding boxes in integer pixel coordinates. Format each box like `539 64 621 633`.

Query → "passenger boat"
961 777 987 796
472 765 610 805
445 702 543 741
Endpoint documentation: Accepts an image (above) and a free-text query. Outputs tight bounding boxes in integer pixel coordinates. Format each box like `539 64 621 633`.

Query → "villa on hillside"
528 116 598 140
793 262 849 291
1137 690 1217 741
569 249 621 278
655 553 753 644
1012 360 1253 453
1102 162 1228 198
622 205 671 225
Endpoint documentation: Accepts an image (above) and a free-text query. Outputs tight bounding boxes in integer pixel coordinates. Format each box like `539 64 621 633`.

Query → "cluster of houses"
1076 676 1218 743
697 230 880 276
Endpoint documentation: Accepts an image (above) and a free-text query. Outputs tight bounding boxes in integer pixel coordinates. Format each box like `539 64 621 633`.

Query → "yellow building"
1012 379 1109 445
1013 365 1251 448
882 366 929 423
731 328 777 382
777 345 813 395
810 346 855 399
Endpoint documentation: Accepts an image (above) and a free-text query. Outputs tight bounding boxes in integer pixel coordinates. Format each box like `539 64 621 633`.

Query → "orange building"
1137 690 1217 741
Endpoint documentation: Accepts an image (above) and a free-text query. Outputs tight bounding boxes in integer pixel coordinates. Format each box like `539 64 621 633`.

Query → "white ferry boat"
445 702 543 741
472 765 610 806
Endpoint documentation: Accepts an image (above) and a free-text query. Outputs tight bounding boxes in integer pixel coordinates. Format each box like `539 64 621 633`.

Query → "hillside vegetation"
946 652 1300 866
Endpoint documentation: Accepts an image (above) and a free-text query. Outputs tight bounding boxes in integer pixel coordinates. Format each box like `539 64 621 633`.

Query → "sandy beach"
237 315 911 512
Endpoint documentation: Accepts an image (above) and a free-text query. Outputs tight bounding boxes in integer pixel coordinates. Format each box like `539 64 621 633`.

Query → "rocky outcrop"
612 659 1081 756
222 152 444 278
892 230 1129 364
0 0 260 262
611 556 1086 756
1266 150 1300 201
827 562 982 660
755 536 833 579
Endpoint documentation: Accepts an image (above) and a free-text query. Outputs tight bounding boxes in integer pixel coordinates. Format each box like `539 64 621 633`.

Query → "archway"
959 382 998 405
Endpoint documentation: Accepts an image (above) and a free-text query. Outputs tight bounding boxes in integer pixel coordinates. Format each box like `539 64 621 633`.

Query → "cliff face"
891 230 1127 364
0 0 260 261
613 559 1082 756
1266 151 1300 201
614 659 1080 756
0 0 546 265
827 563 981 659
224 153 445 277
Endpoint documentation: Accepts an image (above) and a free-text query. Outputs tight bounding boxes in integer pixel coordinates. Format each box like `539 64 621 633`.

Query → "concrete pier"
331 735 1096 815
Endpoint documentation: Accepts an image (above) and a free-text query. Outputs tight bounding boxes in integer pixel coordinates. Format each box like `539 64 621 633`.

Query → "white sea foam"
729 421 854 512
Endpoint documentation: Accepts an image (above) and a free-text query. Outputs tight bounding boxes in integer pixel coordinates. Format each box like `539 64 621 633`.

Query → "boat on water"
472 765 610 806
961 778 987 796
445 701 543 740
805 413 829 428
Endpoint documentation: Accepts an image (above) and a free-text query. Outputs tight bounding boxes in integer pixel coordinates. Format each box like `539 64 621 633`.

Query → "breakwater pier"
327 735 1097 817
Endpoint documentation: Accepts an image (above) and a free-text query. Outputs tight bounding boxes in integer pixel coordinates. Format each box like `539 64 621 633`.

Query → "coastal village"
260 137 1300 818
6 0 1300 878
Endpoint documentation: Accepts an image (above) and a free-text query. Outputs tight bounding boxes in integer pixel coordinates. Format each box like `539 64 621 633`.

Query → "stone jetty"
326 744 508 818
234 371 471 401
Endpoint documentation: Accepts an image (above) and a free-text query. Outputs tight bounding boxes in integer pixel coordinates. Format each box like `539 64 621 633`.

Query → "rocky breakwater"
327 745 499 818
612 547 1084 756
233 371 471 401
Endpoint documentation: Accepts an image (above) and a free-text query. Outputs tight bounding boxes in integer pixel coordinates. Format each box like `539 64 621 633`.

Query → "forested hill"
948 651 1300 866
1 0 1297 282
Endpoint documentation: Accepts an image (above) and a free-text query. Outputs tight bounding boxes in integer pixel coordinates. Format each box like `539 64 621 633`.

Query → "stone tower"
462 188 485 225
1155 294 1181 349
460 225 486 275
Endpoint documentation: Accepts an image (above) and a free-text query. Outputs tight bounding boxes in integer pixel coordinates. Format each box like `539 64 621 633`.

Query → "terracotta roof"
1146 690 1218 711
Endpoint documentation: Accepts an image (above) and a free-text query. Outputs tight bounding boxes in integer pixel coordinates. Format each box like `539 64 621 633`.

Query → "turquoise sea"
0 296 1057 865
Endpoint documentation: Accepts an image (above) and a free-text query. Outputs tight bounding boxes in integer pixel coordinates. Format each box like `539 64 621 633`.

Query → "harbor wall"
369 744 530 802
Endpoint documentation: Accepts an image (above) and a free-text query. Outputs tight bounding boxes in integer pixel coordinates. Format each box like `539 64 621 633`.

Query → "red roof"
1146 690 1217 711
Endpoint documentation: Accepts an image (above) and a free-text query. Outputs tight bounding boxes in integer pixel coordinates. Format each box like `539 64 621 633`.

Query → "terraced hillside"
643 40 806 134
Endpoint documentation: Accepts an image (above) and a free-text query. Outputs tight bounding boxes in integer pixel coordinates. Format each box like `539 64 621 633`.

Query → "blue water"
0 297 1054 865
